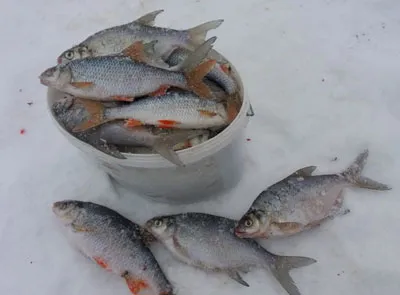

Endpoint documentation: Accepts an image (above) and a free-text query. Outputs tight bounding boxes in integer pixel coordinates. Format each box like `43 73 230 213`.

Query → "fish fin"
124 119 144 128
220 62 232 74
111 96 135 102
271 222 304 235
150 85 170 96
288 166 317 178
71 223 93 233
121 271 150 294
269 254 317 295
134 9 164 26
341 149 392 190
226 270 250 287
122 41 147 62
72 99 107 132
172 36 216 72
185 59 216 98
70 82 94 88
157 120 180 127
93 256 110 270
153 143 185 167
186 19 224 48
198 109 217 117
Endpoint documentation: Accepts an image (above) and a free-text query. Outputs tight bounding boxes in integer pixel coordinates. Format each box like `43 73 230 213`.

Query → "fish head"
144 216 176 240
234 210 271 239
39 65 72 88
52 200 85 225
57 45 91 65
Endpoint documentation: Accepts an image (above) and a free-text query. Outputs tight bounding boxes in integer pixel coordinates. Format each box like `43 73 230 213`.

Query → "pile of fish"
39 10 242 166
52 150 391 295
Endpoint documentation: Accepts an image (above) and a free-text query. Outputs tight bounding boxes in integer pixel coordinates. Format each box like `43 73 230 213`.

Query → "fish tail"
341 149 392 190
187 19 224 48
72 98 107 132
269 254 317 295
185 60 216 98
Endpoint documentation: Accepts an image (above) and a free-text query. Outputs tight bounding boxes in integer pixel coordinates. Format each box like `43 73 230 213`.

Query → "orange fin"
93 256 110 271
124 119 143 128
185 59 216 99
71 223 93 233
149 85 170 97
220 62 232 74
198 109 217 117
111 96 135 102
122 41 146 62
121 271 149 294
70 82 94 88
72 98 107 132
157 120 180 128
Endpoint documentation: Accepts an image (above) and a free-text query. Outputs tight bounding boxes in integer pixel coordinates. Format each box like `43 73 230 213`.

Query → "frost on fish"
52 200 174 295
145 212 316 295
235 149 392 239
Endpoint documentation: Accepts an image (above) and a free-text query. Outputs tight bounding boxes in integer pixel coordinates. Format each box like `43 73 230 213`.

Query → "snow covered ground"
1 0 399 294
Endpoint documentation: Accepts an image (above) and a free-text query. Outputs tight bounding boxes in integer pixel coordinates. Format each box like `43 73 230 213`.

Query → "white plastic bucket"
47 49 252 204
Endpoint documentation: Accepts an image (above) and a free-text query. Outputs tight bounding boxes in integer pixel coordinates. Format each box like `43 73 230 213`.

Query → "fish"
97 122 210 166
52 200 175 295
145 212 316 295
52 97 209 165
40 37 218 101
234 149 392 239
166 47 237 95
51 97 127 159
71 92 229 132
57 9 223 64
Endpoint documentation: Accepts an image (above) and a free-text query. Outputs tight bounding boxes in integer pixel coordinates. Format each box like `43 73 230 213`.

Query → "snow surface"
1 0 400 294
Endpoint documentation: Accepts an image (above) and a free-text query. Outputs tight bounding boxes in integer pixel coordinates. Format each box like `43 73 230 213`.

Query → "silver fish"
57 9 223 64
97 122 210 166
52 200 175 295
235 149 392 239
40 37 217 101
145 212 316 295
166 47 237 95
71 92 229 132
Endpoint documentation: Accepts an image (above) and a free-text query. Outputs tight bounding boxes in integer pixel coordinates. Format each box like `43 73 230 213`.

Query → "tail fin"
133 9 164 26
270 255 317 295
171 36 217 98
341 149 392 190
187 19 224 48
72 99 109 132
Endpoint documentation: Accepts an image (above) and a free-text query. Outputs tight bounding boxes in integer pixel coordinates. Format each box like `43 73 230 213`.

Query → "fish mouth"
40 78 50 86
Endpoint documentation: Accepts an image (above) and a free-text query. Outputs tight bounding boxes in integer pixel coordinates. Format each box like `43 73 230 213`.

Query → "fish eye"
64 51 74 59
154 219 163 227
244 218 253 227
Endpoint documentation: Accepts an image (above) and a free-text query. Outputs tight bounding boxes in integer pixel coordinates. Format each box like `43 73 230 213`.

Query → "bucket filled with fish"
41 10 252 203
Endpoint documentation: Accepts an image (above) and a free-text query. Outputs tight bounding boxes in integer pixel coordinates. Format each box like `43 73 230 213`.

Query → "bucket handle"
246 103 255 116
